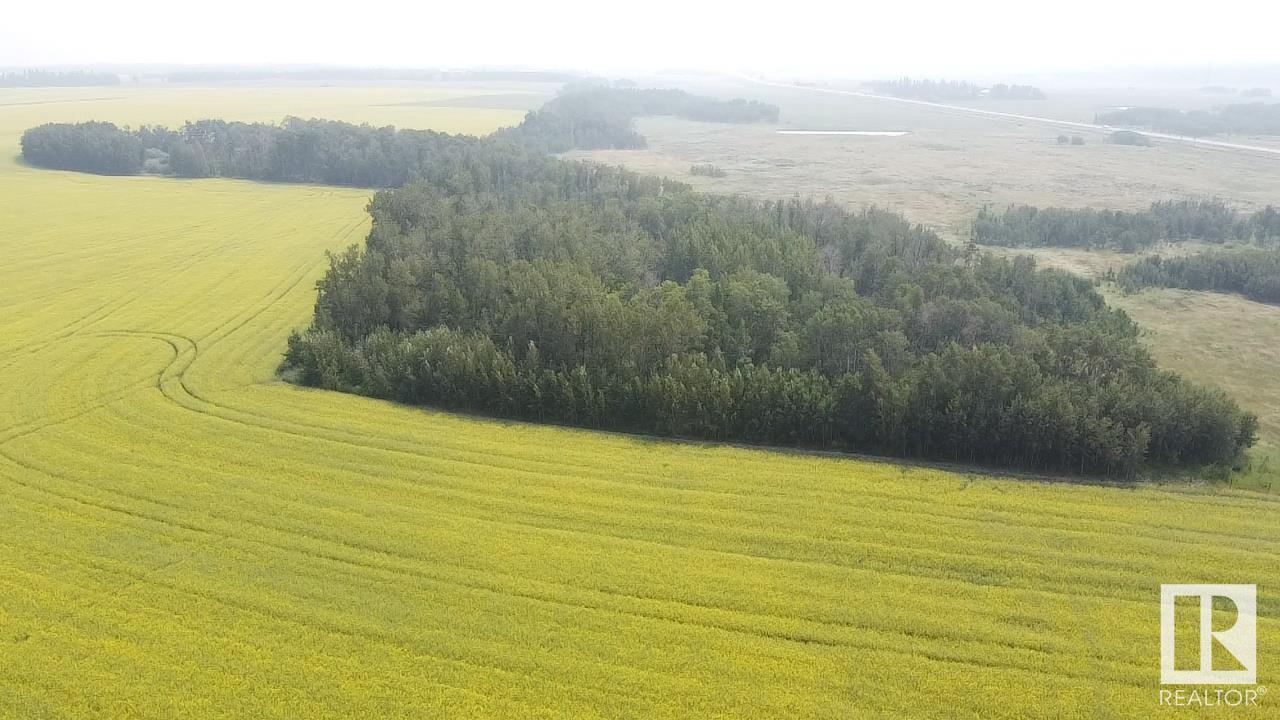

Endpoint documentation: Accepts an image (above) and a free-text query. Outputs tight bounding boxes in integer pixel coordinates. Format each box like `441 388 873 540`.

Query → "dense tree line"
281 147 1255 476
20 117 496 185
20 121 144 175
20 87 780 181
870 78 985 101
1096 103 1280 137
869 78 1044 101
499 85 780 152
1117 249 1280 305
974 200 1280 252
0 70 120 87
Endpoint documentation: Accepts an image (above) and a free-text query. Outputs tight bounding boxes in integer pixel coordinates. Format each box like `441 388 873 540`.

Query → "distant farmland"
1 88 1278 719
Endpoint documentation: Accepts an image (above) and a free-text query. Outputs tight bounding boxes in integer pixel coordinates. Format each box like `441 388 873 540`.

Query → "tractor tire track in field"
95 407 1257 612
0 211 296 367
164 377 1280 554
11 298 1274 647
0 316 1176 688
0 459 807 713
150 297 1271 549
0 330 185 441
99 316 1278 604
0 453 1152 695
52 354 1274 636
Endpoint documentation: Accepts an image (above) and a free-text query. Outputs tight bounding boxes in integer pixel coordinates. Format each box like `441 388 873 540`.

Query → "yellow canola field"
0 88 1277 719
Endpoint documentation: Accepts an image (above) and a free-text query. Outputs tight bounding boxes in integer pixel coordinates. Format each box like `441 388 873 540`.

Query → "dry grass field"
570 80 1280 239
2 86 1279 718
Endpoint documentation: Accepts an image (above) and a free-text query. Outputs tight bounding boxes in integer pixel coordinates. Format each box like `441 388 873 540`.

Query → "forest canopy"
1096 103 1280 137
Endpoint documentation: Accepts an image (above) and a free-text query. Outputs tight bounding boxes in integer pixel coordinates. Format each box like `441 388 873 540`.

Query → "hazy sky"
3 0 1277 77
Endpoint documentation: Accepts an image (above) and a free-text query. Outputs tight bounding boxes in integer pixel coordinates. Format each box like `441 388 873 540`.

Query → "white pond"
776 130 910 137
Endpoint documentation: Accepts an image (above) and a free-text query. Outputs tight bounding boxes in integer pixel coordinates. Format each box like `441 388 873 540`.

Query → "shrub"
1111 130 1151 146
690 164 727 178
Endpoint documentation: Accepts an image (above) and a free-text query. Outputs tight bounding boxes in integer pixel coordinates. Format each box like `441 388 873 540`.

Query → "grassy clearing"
1104 287 1280 490
978 241 1226 278
2 88 1279 719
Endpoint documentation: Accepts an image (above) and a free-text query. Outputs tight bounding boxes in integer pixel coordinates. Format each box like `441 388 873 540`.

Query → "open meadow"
2 87 1280 718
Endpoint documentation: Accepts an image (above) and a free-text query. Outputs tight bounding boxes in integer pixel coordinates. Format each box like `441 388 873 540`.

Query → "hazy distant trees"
1097 104 1280 137
989 83 1046 100
501 86 780 152
0 70 120 87
871 78 984 101
870 78 1044 101
973 200 1280 252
